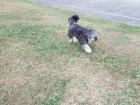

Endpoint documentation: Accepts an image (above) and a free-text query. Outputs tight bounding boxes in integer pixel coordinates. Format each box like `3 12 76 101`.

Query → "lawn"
0 0 140 105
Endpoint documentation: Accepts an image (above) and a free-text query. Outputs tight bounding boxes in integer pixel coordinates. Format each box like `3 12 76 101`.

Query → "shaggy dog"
68 14 97 53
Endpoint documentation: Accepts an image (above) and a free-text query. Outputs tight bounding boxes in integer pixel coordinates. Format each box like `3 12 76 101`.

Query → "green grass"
4 24 67 53
104 55 140 78
42 79 70 105
105 80 140 105
113 33 130 45
0 0 140 105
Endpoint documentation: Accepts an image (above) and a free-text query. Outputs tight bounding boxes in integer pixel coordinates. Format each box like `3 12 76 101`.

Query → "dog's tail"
68 15 79 25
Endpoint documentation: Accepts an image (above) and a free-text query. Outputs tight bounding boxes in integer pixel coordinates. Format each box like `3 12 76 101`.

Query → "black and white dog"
68 15 97 53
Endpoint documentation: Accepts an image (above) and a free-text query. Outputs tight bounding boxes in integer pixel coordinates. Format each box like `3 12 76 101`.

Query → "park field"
0 0 140 105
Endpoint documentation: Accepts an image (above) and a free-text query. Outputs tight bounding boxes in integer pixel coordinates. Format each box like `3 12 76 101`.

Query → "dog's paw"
72 37 78 43
82 44 92 53
85 47 92 53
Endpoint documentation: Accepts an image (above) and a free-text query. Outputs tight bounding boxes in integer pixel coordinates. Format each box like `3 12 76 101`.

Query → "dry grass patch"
0 37 58 105
59 57 124 105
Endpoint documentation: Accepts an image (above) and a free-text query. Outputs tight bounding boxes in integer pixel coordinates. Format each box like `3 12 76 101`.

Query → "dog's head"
68 15 79 25
87 30 98 43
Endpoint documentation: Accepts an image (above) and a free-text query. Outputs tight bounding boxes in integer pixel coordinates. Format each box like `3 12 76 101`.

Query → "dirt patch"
111 33 140 66
60 58 124 105
96 28 140 66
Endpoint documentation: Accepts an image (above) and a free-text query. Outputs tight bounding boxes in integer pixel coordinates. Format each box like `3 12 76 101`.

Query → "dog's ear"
71 15 79 23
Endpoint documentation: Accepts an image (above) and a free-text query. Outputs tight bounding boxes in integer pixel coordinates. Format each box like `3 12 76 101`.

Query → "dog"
68 14 97 53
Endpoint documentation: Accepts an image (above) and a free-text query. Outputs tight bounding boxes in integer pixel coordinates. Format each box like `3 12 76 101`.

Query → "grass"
42 79 70 105
105 80 140 105
0 0 140 105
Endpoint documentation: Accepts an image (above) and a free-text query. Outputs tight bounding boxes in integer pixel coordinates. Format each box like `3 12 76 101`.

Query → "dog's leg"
81 44 92 53
68 37 78 43
72 37 78 43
